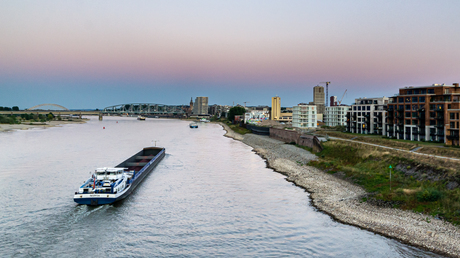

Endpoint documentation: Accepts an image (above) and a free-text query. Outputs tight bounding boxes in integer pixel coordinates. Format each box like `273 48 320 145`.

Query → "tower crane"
338 89 347 105
320 81 331 107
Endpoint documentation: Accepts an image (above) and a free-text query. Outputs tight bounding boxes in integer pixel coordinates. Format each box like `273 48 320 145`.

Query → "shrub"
417 188 442 202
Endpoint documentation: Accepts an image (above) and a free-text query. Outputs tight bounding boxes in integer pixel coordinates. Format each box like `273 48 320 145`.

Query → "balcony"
447 135 460 140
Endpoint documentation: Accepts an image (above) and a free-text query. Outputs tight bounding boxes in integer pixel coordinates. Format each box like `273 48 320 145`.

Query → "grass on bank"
227 123 251 135
316 130 460 158
308 140 460 225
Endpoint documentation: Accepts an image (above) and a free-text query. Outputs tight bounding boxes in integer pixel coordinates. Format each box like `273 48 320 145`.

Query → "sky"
1 0 460 109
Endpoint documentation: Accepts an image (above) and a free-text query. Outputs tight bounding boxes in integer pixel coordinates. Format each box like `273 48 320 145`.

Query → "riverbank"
0 120 87 132
219 122 460 257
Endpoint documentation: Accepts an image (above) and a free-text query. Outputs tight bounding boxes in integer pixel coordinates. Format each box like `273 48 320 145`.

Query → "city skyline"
1 0 460 109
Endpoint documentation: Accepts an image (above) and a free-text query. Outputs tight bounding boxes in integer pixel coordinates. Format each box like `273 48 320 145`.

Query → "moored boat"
137 115 146 120
74 147 165 205
189 122 198 128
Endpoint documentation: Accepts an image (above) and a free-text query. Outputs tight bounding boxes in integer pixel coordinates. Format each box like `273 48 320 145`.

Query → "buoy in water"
103 127 105 129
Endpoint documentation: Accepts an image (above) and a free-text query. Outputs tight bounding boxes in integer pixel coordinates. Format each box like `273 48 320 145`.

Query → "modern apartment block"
292 104 317 129
192 97 208 115
386 83 460 146
324 106 350 126
346 97 389 135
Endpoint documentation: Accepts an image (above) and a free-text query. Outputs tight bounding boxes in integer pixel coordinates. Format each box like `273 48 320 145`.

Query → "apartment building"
192 97 209 115
346 97 389 135
313 86 325 114
292 104 317 129
324 106 350 127
386 83 460 146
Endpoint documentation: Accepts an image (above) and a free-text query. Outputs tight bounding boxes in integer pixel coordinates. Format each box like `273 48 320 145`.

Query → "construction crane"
338 89 347 105
243 101 249 108
320 81 331 107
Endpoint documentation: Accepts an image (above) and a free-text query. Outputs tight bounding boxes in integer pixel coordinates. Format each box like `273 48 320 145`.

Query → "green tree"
228 106 246 122
47 113 55 121
12 106 19 111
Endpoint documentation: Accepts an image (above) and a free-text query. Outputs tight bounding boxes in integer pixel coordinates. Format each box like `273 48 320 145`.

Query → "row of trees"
0 113 57 124
0 106 20 111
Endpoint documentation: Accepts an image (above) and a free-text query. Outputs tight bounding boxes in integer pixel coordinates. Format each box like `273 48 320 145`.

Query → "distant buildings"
313 86 325 115
192 97 208 115
347 97 389 135
292 104 317 129
330 96 338 107
271 96 281 120
271 96 292 122
244 110 270 124
324 105 350 127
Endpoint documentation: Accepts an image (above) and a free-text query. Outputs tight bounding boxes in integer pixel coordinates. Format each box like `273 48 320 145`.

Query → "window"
358 106 361 111
367 106 370 110
419 96 425 102
430 104 435 110
428 89 434 94
407 90 413 94
406 119 411 124
406 105 410 110
430 112 435 118
358 112 361 116
412 112 417 117
405 97 411 102
353 106 356 110
405 112 410 117
421 89 426 94
448 104 451 109
420 105 424 109
414 90 419 94
451 122 456 128
412 97 418 102
399 97 404 103
412 105 418 110
430 120 436 125
451 113 455 119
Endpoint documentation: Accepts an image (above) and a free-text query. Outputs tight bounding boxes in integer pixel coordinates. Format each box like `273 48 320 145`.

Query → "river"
0 117 441 257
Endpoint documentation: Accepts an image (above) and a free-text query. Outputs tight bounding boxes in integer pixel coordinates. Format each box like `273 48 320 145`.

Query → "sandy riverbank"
219 122 460 257
0 120 87 132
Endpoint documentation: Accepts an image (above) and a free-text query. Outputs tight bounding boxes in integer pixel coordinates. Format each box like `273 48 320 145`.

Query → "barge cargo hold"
74 147 165 205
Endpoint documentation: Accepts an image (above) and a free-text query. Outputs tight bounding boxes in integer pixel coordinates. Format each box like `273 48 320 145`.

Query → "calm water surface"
0 117 442 257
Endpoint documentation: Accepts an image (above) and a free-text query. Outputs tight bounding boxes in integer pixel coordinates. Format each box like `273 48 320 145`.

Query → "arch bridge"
103 103 187 116
26 103 70 111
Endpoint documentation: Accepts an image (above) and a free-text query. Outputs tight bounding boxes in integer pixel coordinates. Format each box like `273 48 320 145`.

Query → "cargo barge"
74 147 165 205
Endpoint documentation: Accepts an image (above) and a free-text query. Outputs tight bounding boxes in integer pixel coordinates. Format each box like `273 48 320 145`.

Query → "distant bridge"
27 103 69 111
103 103 187 116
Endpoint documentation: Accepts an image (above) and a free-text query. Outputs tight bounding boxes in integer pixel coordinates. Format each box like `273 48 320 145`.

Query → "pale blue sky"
1 0 460 109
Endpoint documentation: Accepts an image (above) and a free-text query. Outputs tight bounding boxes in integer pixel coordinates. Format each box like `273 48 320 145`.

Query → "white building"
347 97 389 135
292 104 317 129
324 106 350 126
244 110 270 124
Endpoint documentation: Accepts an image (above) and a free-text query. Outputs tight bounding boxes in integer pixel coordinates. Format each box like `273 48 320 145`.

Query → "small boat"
137 116 146 120
74 147 165 205
189 122 198 128
199 118 210 123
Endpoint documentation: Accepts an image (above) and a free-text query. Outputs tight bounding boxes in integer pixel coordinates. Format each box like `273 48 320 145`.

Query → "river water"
0 117 441 257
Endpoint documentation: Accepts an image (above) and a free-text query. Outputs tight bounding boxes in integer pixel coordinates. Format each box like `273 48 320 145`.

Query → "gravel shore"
219 123 460 257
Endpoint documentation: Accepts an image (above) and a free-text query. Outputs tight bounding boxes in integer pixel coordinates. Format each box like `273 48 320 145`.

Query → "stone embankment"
219 123 460 257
